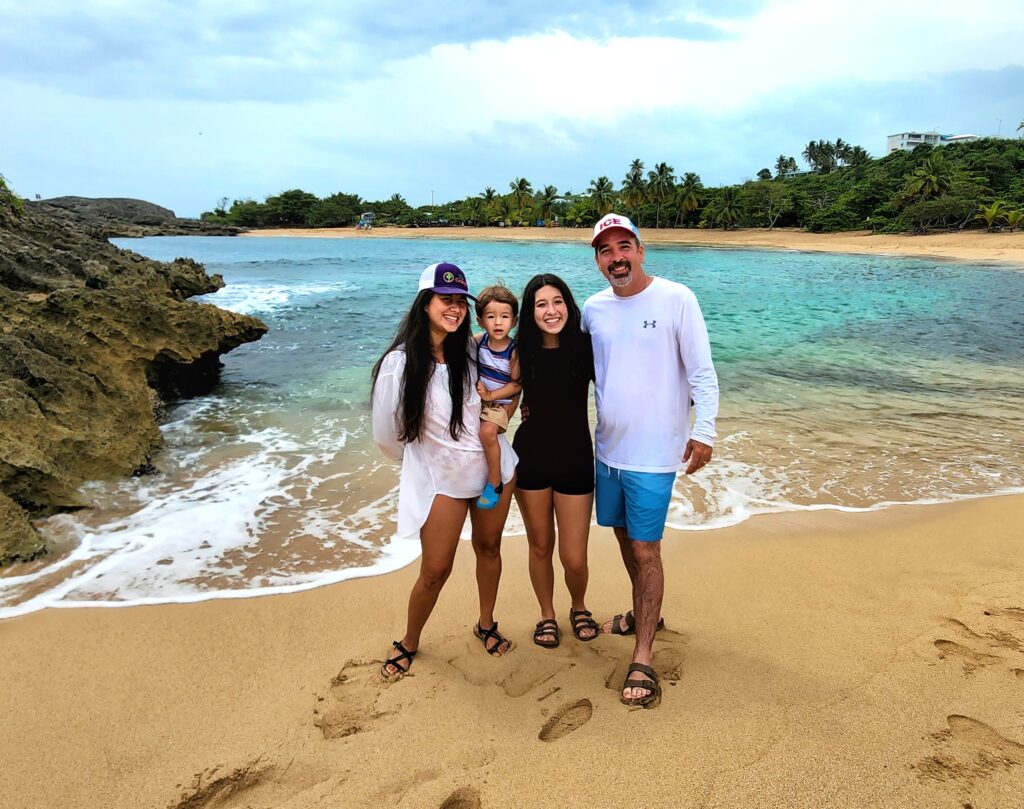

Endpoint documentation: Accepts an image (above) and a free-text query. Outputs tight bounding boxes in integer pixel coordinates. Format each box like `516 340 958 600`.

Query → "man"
582 213 719 707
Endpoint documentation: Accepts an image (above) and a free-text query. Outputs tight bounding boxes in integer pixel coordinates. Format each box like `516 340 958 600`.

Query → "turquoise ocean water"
2 235 1023 616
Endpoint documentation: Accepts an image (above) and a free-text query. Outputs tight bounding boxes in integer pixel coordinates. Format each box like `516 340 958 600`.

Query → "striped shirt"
477 334 516 405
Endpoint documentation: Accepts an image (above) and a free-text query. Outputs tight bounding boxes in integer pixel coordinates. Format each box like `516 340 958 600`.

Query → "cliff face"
0 195 267 565
27 197 242 237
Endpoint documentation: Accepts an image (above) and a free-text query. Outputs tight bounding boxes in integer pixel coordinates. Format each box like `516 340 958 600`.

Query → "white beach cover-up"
372 349 518 541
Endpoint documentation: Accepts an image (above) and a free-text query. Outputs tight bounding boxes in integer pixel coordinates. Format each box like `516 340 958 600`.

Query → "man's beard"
609 261 632 288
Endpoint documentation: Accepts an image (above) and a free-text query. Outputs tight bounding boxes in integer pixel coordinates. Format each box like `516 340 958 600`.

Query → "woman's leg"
554 491 596 638
469 474 516 655
516 487 558 644
382 495 467 677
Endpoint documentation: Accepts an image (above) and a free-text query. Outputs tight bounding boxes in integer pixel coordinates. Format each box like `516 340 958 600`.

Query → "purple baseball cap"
417 262 475 298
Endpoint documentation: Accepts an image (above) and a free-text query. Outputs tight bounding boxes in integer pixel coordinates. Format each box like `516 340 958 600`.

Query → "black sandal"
569 608 600 642
474 621 514 656
380 640 417 682
533 618 561 648
621 662 661 708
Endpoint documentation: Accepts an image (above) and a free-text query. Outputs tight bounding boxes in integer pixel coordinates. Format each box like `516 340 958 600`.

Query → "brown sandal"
533 618 560 648
569 608 599 641
606 610 666 635
621 662 661 708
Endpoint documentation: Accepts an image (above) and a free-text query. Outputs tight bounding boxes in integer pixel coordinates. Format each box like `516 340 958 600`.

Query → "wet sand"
3 495 1023 808
243 226 1024 267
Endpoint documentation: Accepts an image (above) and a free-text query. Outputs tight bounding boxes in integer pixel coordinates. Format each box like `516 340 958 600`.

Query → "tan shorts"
480 403 510 433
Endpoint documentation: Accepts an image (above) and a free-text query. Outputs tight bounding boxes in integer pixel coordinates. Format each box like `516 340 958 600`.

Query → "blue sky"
2 0 1022 217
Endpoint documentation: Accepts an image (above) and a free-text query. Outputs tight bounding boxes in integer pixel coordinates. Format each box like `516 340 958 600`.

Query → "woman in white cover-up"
371 262 518 681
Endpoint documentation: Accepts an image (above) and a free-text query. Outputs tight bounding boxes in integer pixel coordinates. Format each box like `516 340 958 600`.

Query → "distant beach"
243 225 1024 267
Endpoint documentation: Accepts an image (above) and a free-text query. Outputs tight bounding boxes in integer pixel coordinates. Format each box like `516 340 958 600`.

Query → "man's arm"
678 292 719 474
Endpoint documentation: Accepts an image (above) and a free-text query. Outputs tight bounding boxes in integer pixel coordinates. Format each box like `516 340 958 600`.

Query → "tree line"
199 135 1024 234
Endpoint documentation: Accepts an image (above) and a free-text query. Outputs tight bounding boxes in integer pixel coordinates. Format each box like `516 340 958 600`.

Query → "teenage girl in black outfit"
513 274 599 647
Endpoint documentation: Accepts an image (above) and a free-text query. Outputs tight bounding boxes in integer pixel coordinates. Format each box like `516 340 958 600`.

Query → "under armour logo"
643 320 656 328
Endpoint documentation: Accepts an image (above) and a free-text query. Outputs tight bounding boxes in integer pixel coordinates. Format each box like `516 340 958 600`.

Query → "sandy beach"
243 226 1024 267
3 495 1023 808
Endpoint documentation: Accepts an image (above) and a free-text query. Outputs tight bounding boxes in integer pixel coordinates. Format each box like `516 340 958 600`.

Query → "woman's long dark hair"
516 273 588 385
371 289 472 442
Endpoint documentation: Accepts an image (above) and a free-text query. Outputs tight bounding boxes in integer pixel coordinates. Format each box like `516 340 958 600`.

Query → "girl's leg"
382 495 467 677
470 474 516 655
554 491 596 638
515 487 557 644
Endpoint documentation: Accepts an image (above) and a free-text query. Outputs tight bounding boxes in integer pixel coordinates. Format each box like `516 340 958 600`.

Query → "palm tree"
975 201 1008 232
715 187 742 230
674 172 703 226
587 176 616 217
774 154 790 178
847 146 870 167
835 138 853 167
481 187 497 204
1005 209 1023 232
904 154 953 201
537 185 558 222
464 197 486 226
509 178 533 212
621 159 646 221
1018 120 1024 135
646 161 676 228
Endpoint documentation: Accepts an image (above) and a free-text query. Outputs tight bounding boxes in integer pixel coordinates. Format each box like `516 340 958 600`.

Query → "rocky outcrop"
0 191 266 565
28 196 242 237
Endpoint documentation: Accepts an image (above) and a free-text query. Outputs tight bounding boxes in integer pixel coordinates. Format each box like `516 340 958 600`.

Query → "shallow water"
3 235 1023 616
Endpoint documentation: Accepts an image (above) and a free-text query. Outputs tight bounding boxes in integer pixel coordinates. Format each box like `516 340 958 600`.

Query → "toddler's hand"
476 381 487 398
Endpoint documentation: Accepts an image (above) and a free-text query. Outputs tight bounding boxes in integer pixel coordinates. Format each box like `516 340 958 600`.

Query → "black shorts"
515 459 595 496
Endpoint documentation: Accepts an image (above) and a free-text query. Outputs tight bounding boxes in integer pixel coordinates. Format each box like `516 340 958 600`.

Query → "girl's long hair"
515 273 587 384
371 289 472 442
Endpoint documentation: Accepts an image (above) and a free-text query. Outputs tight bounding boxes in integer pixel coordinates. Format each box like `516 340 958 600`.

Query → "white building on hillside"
887 131 980 154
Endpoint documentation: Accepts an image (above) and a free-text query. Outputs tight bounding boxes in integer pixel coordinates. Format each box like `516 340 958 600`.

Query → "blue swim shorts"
595 460 676 542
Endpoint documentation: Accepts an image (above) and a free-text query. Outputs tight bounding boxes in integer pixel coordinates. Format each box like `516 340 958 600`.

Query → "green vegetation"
200 137 1024 234
0 173 25 215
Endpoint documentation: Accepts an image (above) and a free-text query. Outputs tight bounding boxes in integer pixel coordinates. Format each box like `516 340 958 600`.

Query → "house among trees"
887 131 979 154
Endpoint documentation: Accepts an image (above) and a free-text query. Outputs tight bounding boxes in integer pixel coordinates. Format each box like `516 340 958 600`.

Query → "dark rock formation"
28 196 242 237
0 191 267 565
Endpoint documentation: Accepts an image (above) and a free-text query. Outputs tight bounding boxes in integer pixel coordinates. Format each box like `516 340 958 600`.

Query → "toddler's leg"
479 419 501 487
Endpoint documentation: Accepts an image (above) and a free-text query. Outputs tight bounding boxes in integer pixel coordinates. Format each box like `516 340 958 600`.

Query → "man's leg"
623 539 663 701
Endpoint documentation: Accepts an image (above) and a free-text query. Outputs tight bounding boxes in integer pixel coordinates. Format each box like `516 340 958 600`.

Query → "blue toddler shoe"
476 481 504 510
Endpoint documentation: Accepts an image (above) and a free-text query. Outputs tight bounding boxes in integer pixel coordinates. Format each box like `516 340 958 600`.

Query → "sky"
2 0 1023 217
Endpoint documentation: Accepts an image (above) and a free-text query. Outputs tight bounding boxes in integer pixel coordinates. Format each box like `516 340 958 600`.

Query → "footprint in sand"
915 715 1024 790
933 639 1003 675
439 786 482 809
446 645 565 698
314 659 392 740
538 698 593 742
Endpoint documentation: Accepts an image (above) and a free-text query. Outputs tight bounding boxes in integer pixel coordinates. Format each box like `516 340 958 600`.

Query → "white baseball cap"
591 213 641 247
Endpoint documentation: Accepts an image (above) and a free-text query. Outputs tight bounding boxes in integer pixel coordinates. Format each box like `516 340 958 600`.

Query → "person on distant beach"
371 262 518 681
583 214 719 707
473 285 521 510
512 274 600 648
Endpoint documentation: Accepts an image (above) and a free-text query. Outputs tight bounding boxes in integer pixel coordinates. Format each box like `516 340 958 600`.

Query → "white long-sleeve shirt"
372 349 518 540
583 276 719 473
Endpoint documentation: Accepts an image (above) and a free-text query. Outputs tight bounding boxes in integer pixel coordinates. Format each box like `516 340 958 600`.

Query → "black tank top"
512 335 595 479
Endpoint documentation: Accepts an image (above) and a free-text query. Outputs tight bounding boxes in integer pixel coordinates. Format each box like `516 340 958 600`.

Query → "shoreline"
3 494 1023 807
241 225 1024 267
